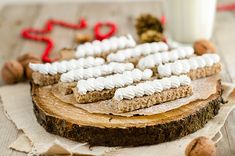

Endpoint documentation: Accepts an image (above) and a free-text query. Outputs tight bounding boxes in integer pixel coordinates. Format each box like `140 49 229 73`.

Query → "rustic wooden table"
0 1 235 155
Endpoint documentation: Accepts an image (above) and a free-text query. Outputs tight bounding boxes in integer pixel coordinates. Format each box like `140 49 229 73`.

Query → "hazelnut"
194 39 216 55
185 136 216 156
17 52 41 68
1 60 24 84
75 33 93 44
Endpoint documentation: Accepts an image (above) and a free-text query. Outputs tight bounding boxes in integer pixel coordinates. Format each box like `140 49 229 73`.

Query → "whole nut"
75 33 93 44
25 60 41 79
17 53 41 80
17 52 41 68
194 39 216 55
1 60 24 84
185 136 216 156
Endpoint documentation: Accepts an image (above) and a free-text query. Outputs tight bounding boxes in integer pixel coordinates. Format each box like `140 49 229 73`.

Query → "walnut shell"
193 39 216 55
185 136 216 156
1 60 24 84
17 52 41 68
25 60 41 80
17 53 41 80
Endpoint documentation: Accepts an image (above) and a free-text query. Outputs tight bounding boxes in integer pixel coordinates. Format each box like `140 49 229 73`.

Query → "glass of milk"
164 0 217 43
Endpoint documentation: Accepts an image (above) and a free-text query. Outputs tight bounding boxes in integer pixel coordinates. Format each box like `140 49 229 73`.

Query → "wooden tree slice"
31 80 223 147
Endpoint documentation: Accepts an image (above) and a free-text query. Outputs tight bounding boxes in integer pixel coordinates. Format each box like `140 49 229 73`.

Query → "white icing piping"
29 57 105 75
114 75 191 100
77 69 153 94
75 34 136 58
137 46 194 69
107 42 168 62
60 62 134 82
157 54 220 77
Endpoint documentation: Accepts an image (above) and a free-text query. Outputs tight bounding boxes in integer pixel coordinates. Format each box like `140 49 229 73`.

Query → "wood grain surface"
0 0 235 155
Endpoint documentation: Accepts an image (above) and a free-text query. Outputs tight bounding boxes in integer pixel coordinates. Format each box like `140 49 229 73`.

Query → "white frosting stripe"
75 34 136 58
138 46 194 69
157 54 220 77
29 57 105 75
77 69 153 94
114 75 191 100
107 42 168 62
60 62 134 82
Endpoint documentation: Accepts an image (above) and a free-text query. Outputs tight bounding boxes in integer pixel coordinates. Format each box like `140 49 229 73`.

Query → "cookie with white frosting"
156 54 221 79
111 75 192 113
60 62 134 83
30 57 105 86
137 46 194 69
107 42 168 65
75 34 136 59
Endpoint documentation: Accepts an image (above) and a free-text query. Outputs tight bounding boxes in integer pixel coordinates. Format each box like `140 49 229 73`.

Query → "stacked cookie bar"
30 34 221 113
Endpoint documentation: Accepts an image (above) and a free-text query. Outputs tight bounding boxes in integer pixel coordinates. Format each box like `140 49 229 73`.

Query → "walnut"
140 30 164 43
1 60 24 84
193 39 216 55
75 33 93 44
17 53 41 79
25 61 41 80
185 136 216 156
17 52 41 68
25 65 33 80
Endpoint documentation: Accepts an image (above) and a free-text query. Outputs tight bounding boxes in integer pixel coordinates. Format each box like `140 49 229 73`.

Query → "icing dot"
158 64 171 77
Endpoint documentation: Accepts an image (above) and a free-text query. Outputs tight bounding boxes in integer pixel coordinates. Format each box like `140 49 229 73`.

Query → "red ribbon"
217 3 235 11
160 15 166 26
21 18 87 63
94 22 117 40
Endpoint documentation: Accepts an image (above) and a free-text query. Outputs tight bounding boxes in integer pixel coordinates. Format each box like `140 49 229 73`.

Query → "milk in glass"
165 0 217 43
